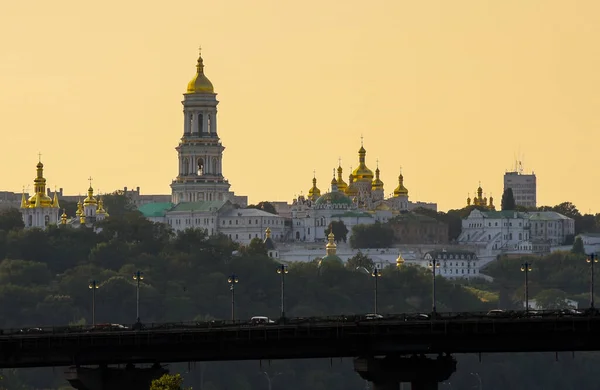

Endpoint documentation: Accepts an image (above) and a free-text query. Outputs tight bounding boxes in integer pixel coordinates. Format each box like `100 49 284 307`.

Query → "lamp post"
261 372 282 390
276 264 288 319
88 280 99 326
428 258 441 314
372 268 382 314
470 372 482 390
521 262 532 313
587 254 598 309
228 273 239 321
132 271 144 323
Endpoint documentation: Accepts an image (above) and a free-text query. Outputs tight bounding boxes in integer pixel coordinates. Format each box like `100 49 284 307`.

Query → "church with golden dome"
20 158 109 229
291 141 436 242
466 183 495 210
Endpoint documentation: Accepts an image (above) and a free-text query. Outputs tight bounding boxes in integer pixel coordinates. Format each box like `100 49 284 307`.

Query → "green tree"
150 373 191 390
501 188 516 211
101 191 137 218
0 208 24 231
345 252 374 271
244 238 267 256
349 222 394 248
571 236 585 255
534 289 571 310
325 221 348 243
246 202 277 215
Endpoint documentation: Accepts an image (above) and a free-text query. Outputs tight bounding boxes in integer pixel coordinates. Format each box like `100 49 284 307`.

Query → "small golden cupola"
371 159 384 191
351 142 374 182
96 197 107 216
335 159 348 193
396 252 405 267
75 198 83 217
60 209 68 225
186 47 215 94
330 168 339 192
393 171 409 197
28 160 53 208
466 193 471 207
307 172 321 201
325 232 337 256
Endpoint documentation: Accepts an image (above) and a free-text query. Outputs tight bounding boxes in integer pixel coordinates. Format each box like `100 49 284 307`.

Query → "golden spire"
186 46 215 94
20 188 28 209
335 158 348 193
52 188 60 209
80 214 86 225
325 232 337 256
467 193 471 207
265 227 272 239
60 209 68 225
393 169 409 197
330 168 338 189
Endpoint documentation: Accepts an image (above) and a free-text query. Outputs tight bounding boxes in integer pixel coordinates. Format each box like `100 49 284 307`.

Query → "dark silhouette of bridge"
3 312 599 389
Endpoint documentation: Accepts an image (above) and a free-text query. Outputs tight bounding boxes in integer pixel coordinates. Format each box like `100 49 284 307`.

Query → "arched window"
197 158 204 175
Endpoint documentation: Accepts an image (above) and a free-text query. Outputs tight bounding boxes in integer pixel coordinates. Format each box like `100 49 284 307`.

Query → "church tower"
171 48 231 204
20 157 60 229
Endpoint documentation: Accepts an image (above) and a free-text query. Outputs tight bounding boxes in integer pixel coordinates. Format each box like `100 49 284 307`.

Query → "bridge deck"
0 315 599 368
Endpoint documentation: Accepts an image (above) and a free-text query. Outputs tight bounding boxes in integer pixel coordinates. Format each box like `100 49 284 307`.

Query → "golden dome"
371 166 384 191
60 209 68 225
393 173 409 197
325 232 337 256
84 186 97 206
76 199 83 217
186 48 215 94
351 145 374 181
396 253 405 267
308 176 321 201
96 198 107 215
27 159 54 208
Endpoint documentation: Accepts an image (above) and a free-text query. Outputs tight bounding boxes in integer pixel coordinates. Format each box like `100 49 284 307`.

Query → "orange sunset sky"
1 0 599 213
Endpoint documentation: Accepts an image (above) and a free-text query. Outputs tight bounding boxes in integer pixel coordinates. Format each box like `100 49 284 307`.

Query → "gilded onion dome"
75 198 83 217
371 162 384 191
396 252 405 267
60 209 68 225
27 161 53 208
393 173 409 197
319 232 343 267
83 186 97 206
351 145 374 182
336 163 348 193
308 175 321 201
186 47 215 94
96 197 107 215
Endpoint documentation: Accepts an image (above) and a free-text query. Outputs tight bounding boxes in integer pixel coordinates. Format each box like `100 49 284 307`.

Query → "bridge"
2 311 599 390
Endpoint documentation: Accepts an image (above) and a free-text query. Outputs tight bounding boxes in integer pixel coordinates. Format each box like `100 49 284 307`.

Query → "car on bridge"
250 316 275 325
86 323 130 332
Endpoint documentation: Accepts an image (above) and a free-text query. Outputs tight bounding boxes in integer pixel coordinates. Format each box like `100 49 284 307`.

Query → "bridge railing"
0 308 594 336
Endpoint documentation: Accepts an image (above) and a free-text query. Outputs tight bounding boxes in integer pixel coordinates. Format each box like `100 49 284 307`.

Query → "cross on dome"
88 176 93 187
38 152 42 162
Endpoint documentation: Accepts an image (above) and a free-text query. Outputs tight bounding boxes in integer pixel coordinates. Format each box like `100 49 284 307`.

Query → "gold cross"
88 176 93 187
338 157 342 167
38 152 42 162
198 45 202 56
360 134 364 147
376 158 379 168
313 169 316 178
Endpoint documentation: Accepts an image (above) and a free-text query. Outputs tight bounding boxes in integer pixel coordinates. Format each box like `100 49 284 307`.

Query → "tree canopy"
501 188 516 211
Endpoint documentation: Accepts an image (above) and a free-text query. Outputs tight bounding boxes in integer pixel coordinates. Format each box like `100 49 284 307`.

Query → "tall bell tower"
171 48 231 204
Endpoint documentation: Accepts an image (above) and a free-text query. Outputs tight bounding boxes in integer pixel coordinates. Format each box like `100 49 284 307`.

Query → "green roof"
319 255 344 266
391 212 437 222
479 210 523 219
169 200 229 212
138 202 174 218
315 191 353 206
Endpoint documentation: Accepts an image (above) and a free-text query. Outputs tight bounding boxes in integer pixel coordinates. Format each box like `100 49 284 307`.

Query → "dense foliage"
0 201 599 389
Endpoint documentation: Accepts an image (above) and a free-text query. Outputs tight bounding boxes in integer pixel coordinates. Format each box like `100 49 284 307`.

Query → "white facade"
458 210 574 255
422 250 481 279
218 208 285 245
504 166 537 208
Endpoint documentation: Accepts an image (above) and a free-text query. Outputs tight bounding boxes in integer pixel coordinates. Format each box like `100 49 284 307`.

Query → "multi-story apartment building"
504 161 537 208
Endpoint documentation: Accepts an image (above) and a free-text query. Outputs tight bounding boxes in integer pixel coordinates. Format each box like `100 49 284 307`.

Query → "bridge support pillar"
64 363 168 390
354 355 456 390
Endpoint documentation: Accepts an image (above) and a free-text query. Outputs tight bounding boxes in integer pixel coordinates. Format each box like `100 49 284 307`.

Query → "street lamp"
88 280 99 326
428 259 441 314
261 372 282 390
276 264 288 319
587 253 598 309
521 262 532 313
228 273 239 321
132 271 144 323
470 372 482 390
372 268 382 314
